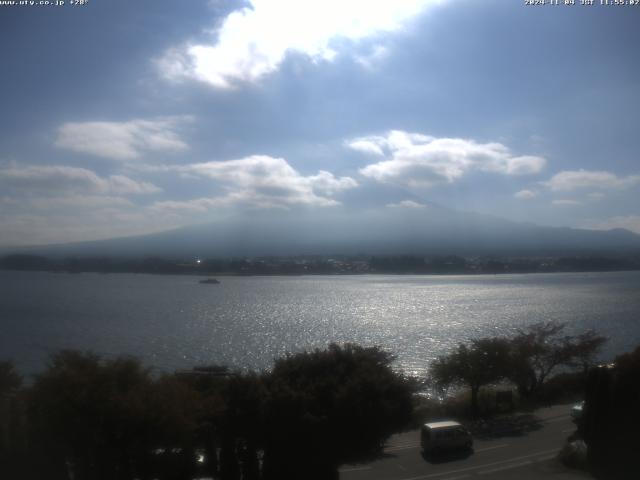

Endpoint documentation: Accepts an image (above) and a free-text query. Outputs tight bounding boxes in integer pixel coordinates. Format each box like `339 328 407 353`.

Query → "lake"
1 270 639 377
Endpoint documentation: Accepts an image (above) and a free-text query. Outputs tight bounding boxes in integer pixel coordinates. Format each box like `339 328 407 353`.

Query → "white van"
420 420 473 453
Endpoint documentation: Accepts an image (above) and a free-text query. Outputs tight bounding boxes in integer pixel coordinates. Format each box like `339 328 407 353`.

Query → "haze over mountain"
12 205 640 259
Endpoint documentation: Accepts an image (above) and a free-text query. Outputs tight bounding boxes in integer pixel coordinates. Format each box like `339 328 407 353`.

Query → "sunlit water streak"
1 271 639 377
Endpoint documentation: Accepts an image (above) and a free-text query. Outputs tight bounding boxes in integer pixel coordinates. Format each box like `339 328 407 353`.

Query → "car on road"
570 401 585 422
420 420 473 454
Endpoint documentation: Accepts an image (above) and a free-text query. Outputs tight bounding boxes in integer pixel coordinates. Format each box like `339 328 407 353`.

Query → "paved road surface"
340 404 590 480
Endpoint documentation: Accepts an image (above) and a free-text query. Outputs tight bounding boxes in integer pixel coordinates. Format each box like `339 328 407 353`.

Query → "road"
339 404 590 480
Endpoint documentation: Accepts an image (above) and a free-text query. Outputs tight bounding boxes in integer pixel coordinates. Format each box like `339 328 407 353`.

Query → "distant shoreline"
2 252 639 277
2 267 640 278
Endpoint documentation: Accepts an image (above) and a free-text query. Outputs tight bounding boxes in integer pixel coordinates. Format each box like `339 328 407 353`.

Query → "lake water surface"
1 270 639 377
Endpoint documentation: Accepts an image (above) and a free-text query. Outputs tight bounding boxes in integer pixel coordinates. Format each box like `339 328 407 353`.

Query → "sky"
1 0 639 246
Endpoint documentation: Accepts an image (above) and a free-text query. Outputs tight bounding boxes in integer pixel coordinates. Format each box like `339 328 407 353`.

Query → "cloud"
1 155 367 245
386 200 427 208
172 155 358 209
514 189 537 200
107 175 162 195
149 198 223 214
346 139 386 156
584 216 640 235
352 130 546 187
157 0 440 88
55 117 191 161
0 164 161 196
28 195 134 210
354 44 390 70
552 199 582 206
543 169 640 192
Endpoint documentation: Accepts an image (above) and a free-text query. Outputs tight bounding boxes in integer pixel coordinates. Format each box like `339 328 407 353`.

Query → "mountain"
8 205 640 259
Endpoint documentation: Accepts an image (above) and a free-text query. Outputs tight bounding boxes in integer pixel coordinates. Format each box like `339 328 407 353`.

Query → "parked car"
571 401 585 422
420 420 473 453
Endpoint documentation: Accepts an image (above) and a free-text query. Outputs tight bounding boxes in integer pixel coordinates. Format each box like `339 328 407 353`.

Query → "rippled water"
1 270 639 376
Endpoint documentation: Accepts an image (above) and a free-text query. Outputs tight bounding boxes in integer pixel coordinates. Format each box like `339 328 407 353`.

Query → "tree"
20 345 415 480
28 350 203 480
508 321 606 398
0 361 22 396
431 337 511 417
219 373 265 480
175 366 230 479
0 361 24 478
261 343 415 480
28 350 105 480
566 330 609 374
584 345 640 480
